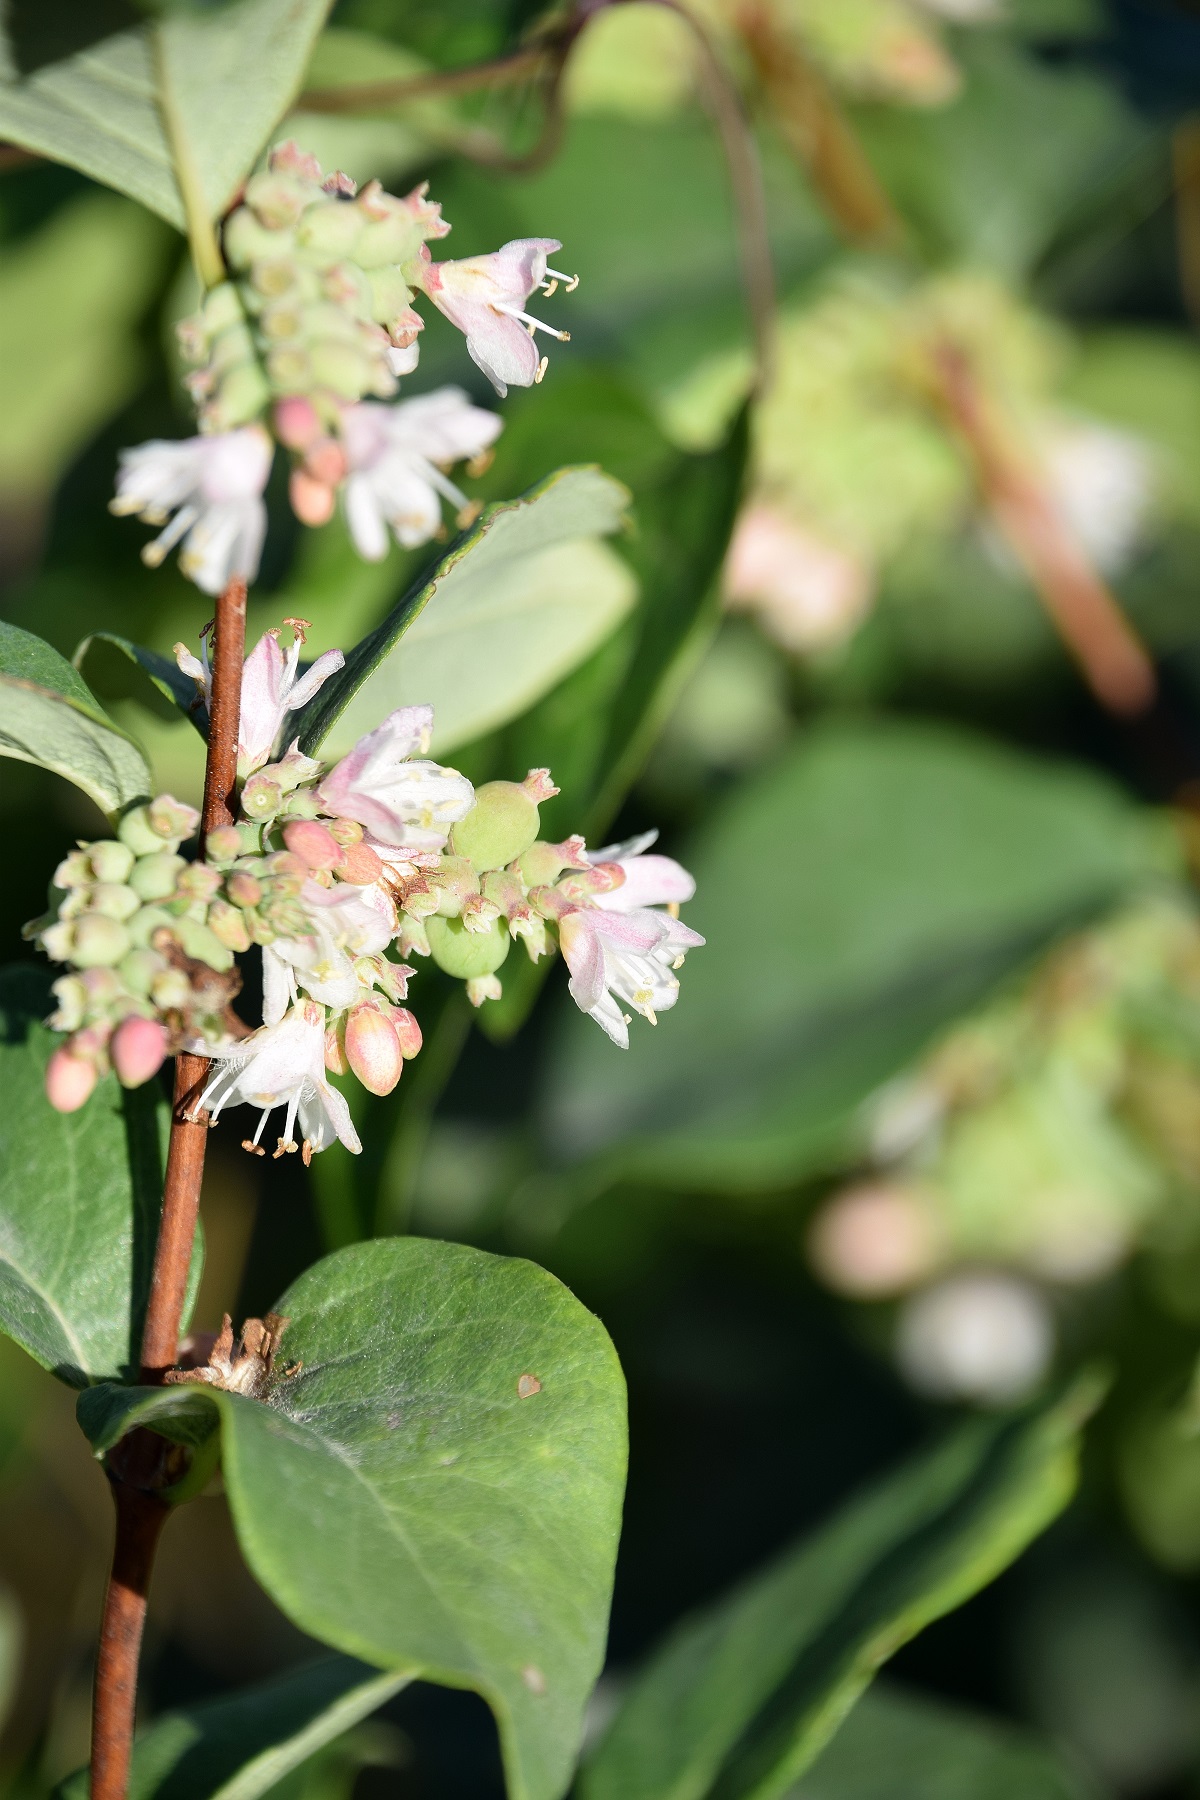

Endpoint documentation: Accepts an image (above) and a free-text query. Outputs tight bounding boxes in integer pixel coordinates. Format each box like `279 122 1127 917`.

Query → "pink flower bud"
338 841 384 885
110 1016 168 1090
274 397 323 450
344 1003 404 1096
304 438 348 486
324 1018 349 1075
289 468 337 527
391 1007 422 1060
46 1047 98 1113
205 825 243 866
282 820 346 872
327 817 364 847
226 871 264 907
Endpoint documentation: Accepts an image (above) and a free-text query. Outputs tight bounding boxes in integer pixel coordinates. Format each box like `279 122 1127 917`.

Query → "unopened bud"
205 825 243 867
304 438 348 486
290 468 336 527
39 920 75 961
338 841 384 885
173 917 233 972
89 883 140 922
130 852 185 903
208 899 252 953
54 849 92 889
148 795 201 844
391 1006 422 1059
279 787 323 821
227 871 264 907
327 817 364 847
344 1002 404 1096
73 915 131 968
119 949 164 999
274 396 322 450
425 913 510 980
110 1015 168 1089
466 974 502 1007
89 841 135 884
127 905 173 949
449 781 542 874
324 1017 349 1074
46 1047 98 1113
283 819 345 872
176 863 223 904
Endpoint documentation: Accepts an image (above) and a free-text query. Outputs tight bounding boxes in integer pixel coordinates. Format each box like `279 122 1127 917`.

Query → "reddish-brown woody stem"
90 577 246 1800
931 344 1156 719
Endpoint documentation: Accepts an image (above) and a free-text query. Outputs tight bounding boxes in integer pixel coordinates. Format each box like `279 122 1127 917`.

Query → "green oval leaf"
580 1379 1101 1800
0 0 331 229
541 719 1170 1191
79 1237 628 1800
74 631 209 737
0 621 152 820
0 965 199 1387
291 466 634 759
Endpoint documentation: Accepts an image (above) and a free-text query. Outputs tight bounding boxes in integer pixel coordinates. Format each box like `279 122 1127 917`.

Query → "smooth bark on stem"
931 344 1156 719
90 577 246 1800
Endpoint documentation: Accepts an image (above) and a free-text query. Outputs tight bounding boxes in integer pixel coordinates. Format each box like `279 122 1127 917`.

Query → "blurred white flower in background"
896 1270 1054 1404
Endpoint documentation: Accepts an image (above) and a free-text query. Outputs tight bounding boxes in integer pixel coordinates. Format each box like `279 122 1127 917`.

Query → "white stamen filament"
495 303 571 342
544 267 579 291
142 504 199 567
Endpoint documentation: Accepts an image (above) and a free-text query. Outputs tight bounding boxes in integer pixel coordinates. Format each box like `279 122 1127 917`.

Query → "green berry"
448 782 541 873
426 914 511 980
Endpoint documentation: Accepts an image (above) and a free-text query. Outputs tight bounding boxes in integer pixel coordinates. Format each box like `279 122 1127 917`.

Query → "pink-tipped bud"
274 396 322 451
110 1016 168 1090
327 817 364 847
522 768 559 803
282 820 345 873
46 1047 98 1113
338 841 384 885
344 1003 404 1096
324 1018 349 1075
205 825 243 866
289 468 337 527
391 1007 423 1060
304 438 348 486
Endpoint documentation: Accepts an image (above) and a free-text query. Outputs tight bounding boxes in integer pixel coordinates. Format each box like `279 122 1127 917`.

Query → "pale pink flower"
416 239 576 396
725 505 872 652
558 833 703 1048
198 1001 360 1158
340 388 503 558
175 625 344 777
261 881 394 1025
112 427 273 595
317 705 474 848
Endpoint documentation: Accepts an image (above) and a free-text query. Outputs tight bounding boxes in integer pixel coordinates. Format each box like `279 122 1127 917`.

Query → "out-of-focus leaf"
60 1655 408 1800
854 38 1156 278
78 1237 627 1800
1061 329 1200 529
0 965 198 1388
0 193 170 498
0 1585 19 1739
74 632 208 737
478 406 748 1041
580 1379 1099 1800
541 720 1168 1189
793 1680 1106 1800
0 621 152 819
283 26 460 187
0 0 331 229
292 466 633 759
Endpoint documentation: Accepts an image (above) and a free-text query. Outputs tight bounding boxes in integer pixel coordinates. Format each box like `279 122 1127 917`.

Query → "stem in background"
736 1 900 246
932 343 1156 718
90 577 246 1800
299 43 552 112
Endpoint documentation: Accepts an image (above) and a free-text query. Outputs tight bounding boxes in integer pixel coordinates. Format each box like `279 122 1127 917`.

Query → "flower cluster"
111 142 575 594
30 623 703 1158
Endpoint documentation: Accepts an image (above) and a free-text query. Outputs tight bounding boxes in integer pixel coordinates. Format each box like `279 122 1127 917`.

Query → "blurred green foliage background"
14 0 1200 1792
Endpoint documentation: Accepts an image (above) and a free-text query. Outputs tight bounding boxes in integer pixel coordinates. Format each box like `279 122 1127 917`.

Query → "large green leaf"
0 965 197 1388
580 1380 1099 1800
292 466 634 760
0 192 170 499
78 1237 628 1800
74 631 209 737
0 0 331 230
540 720 1168 1191
794 1681 1106 1800
0 621 152 820
60 1656 407 1800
